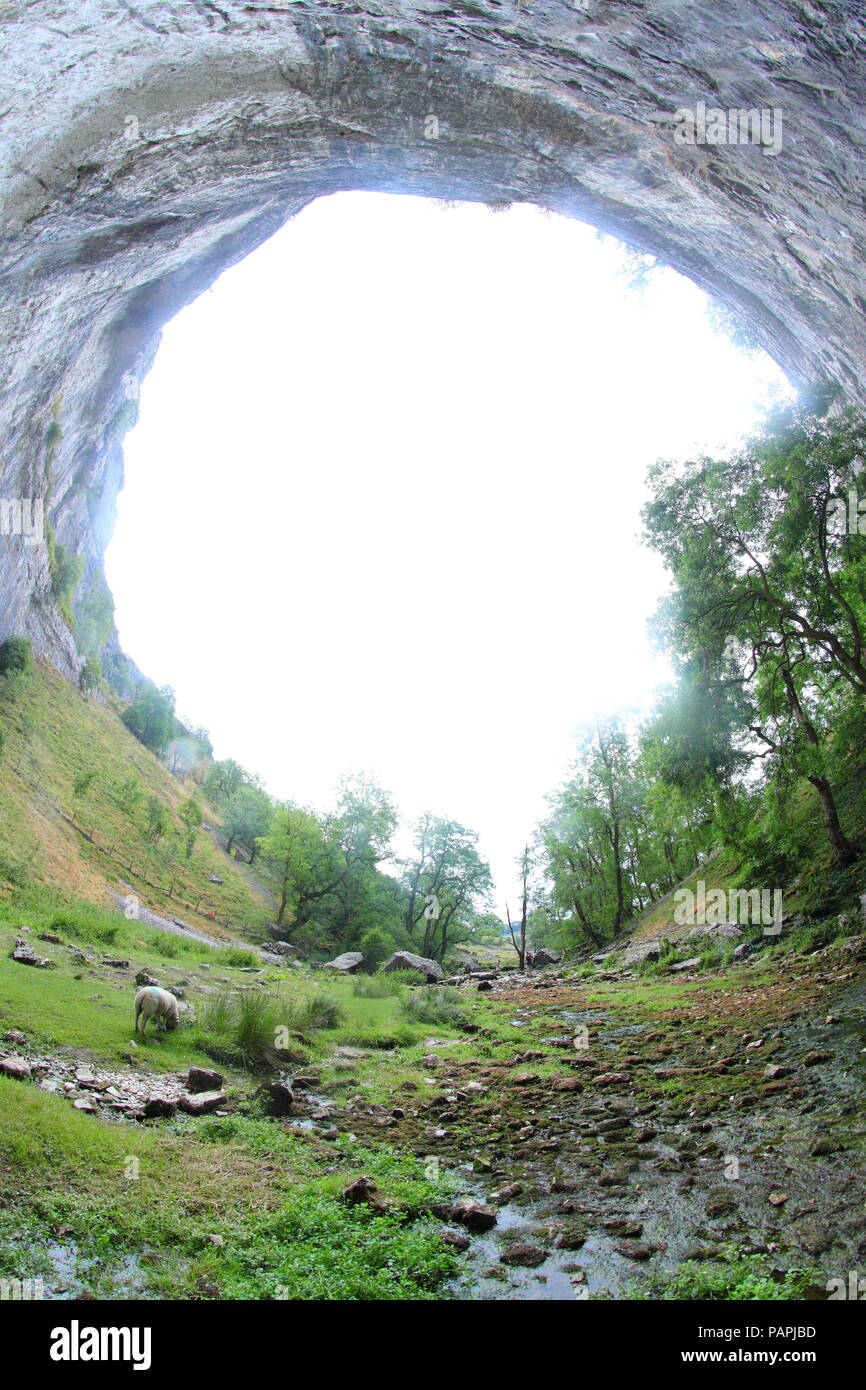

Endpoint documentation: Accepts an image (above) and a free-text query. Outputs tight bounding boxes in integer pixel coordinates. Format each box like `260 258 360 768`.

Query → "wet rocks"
265 1081 295 1115
705 1191 736 1218
616 1240 658 1261
500 1242 547 1268
809 1136 837 1157
450 1197 497 1232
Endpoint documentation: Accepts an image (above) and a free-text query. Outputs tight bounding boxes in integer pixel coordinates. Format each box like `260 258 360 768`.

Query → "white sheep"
134 985 179 1035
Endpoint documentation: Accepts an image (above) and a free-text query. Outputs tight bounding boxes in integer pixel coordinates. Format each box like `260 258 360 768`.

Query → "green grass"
0 660 270 937
625 1248 821 1301
400 987 470 1028
0 1081 462 1300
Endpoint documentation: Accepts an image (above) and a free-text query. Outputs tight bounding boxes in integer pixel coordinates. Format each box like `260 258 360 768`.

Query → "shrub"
357 927 390 970
0 637 31 677
214 947 259 969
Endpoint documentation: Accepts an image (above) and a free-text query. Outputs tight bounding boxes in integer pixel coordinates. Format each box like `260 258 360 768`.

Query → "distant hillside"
0 659 272 940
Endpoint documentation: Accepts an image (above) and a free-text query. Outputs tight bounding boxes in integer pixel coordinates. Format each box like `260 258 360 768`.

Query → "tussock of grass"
195 987 344 1068
400 987 469 1028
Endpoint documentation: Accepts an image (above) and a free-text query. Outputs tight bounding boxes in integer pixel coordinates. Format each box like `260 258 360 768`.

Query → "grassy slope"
0 660 270 939
625 769 866 946
0 890 475 1299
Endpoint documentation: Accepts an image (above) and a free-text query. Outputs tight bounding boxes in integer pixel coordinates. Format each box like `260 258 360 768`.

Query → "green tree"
122 684 176 754
643 400 866 868
179 798 203 860
145 795 170 841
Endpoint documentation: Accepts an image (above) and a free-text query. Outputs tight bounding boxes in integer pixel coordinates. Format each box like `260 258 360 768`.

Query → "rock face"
1 4 866 668
380 951 444 982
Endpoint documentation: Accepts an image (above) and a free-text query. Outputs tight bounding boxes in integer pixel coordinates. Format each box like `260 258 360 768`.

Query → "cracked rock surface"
1 2 865 666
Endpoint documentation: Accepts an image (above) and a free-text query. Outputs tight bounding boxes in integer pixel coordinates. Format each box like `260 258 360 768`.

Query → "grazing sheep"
134 985 179 1035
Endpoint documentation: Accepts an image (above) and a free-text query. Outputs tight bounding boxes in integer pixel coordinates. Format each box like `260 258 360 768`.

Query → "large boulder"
379 951 444 982
532 948 561 967
323 951 364 973
270 941 306 959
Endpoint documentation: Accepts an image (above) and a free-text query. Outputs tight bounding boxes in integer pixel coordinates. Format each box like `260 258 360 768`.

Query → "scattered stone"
500 1242 547 1268
11 940 53 968
101 958 130 968
187 1066 224 1093
178 1090 226 1115
451 1197 497 1232
768 1191 788 1206
668 957 701 972
441 1230 470 1251
803 1051 832 1067
616 1241 656 1261
0 1055 31 1080
342 1176 387 1212
809 1136 837 1157
135 970 159 987
3 1030 27 1045
142 1097 176 1118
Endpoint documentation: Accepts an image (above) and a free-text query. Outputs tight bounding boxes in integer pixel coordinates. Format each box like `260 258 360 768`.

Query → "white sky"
106 191 792 911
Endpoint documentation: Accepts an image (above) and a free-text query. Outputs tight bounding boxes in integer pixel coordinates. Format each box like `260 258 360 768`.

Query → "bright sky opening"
105 191 793 909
